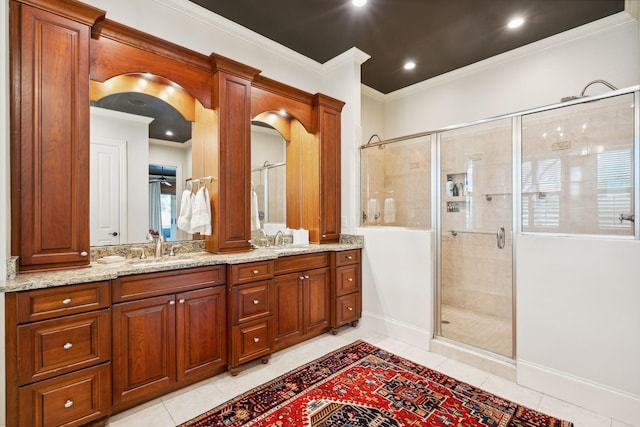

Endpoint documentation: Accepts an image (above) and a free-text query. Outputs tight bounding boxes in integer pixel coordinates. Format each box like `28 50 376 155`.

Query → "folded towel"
384 197 396 224
177 189 194 233
251 188 261 230
367 198 380 223
191 186 212 235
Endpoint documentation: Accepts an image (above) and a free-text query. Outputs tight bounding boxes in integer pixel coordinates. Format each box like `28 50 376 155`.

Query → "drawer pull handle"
169 300 176 305
347 255 353 260
62 298 72 305
347 306 353 311
347 278 353 282
63 342 73 350
253 337 260 343
253 299 259 305
252 269 259 274
64 400 73 408
80 251 88 257
179 299 185 304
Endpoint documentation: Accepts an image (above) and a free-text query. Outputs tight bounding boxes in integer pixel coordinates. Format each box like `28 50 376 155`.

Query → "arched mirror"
89 73 195 246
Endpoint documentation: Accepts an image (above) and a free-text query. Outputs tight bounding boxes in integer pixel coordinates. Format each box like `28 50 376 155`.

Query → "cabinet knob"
253 299 259 305
179 299 185 304
253 337 260 343
252 269 259 275
62 298 72 305
169 300 176 305
347 306 353 311
80 251 88 257
347 255 353 260
299 276 305 280
322 234 326 238
63 342 73 350
304 275 309 279
347 277 353 282
64 400 73 408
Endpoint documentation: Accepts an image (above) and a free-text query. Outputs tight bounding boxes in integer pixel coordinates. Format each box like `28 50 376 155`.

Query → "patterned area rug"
180 341 573 427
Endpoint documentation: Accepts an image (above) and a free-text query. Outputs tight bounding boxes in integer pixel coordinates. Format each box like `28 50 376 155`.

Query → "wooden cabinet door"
112 295 176 412
302 267 331 335
176 286 226 383
272 273 303 349
11 3 100 271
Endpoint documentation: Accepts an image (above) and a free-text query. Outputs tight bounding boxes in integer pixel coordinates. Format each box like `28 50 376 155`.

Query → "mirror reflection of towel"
177 189 194 233
384 197 396 224
251 186 261 230
191 186 212 235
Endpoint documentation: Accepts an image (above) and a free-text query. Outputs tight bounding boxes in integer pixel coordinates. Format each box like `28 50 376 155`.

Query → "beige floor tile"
434 358 491 387
162 381 228 425
107 400 174 427
479 374 543 409
537 395 612 427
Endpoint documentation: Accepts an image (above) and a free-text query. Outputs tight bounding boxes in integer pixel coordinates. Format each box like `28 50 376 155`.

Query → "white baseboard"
518 359 640 425
361 311 431 351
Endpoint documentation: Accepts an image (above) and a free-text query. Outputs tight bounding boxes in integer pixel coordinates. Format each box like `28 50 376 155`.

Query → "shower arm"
579 79 618 97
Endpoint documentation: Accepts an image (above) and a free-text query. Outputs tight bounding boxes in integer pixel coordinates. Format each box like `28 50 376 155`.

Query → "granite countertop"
1 239 363 293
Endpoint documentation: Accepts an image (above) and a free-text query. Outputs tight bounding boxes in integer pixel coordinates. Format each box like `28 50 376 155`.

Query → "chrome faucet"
274 230 284 247
169 244 183 256
147 233 166 258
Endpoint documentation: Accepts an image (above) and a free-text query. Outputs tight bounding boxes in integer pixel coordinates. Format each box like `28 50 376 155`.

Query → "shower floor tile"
441 304 512 357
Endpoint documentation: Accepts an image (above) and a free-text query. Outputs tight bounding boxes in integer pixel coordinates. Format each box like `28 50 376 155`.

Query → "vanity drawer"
335 249 360 267
112 265 226 302
335 293 360 325
17 309 111 386
335 265 360 296
16 281 110 324
231 318 272 365
232 281 271 324
18 363 111 427
229 261 274 285
274 252 329 275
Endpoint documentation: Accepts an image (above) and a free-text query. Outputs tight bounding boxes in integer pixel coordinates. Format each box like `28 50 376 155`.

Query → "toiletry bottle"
447 176 453 196
452 183 459 197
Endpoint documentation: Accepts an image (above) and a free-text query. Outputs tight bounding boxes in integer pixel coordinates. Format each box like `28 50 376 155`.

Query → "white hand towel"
191 186 212 235
384 197 396 224
367 198 380 223
177 189 194 233
251 188 261 230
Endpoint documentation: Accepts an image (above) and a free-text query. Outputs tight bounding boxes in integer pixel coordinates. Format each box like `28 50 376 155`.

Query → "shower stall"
361 86 638 360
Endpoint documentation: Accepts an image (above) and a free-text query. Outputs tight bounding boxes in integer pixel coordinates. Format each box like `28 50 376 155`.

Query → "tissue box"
292 229 309 245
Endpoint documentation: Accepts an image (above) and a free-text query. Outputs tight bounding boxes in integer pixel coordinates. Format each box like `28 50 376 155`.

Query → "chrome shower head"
561 79 618 103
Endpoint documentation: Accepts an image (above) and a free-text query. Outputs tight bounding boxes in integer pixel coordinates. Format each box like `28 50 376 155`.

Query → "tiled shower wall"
361 136 431 228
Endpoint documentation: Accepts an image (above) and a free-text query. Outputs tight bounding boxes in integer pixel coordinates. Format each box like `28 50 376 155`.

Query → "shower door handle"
496 227 505 249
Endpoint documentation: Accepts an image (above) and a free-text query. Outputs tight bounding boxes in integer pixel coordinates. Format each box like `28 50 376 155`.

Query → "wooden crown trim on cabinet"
14 0 106 26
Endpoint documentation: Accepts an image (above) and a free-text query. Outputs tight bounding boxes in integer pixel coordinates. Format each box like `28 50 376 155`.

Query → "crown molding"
322 47 371 74
153 0 322 75
385 11 637 101
360 84 386 102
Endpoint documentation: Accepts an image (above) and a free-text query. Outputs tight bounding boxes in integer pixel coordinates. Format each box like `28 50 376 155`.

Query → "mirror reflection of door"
90 137 128 246
148 164 178 241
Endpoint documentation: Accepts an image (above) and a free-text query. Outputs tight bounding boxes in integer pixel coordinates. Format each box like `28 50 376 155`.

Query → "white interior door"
90 138 128 246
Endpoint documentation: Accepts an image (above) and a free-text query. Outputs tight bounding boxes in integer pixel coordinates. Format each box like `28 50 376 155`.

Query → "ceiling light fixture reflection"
403 61 416 70
507 16 525 29
352 0 366 7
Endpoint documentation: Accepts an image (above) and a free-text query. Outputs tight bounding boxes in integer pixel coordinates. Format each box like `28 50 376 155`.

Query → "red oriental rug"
180 340 573 427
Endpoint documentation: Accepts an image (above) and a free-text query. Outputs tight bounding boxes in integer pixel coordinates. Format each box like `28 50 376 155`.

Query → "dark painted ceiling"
189 0 625 94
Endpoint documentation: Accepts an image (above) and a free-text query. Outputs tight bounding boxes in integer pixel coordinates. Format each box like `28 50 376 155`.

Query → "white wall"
90 108 153 243
359 10 640 425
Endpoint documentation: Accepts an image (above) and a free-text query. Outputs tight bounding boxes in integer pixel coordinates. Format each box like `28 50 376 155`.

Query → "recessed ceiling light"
507 16 525 29
403 61 416 70
165 130 174 136
352 0 366 7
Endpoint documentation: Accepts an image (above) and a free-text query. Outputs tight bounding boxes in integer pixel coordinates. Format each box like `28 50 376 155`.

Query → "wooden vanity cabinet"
5 281 112 427
111 266 227 413
331 249 362 334
272 253 331 351
227 260 274 375
10 0 105 272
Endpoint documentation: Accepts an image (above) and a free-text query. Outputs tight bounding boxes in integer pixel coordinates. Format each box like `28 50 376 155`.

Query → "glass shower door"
438 118 514 358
